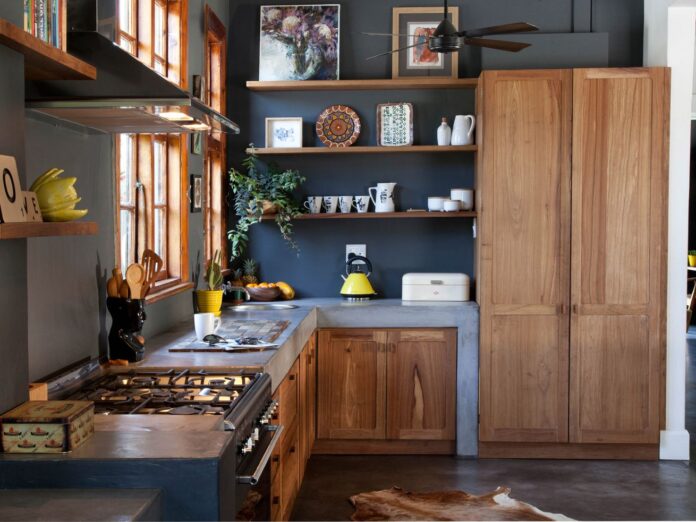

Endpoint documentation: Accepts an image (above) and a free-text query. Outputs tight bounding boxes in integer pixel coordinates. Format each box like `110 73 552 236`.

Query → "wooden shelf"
0 221 98 239
260 211 476 221
0 19 96 80
247 78 478 92
247 145 477 155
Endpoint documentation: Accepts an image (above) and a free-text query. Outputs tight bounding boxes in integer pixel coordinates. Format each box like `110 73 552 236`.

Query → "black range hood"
25 0 239 135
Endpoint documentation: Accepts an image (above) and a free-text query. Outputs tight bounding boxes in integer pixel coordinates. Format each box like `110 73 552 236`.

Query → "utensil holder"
106 297 146 362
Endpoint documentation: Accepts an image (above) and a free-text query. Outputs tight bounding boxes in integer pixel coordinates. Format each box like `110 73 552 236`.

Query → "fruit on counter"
242 259 259 286
30 168 88 222
275 281 295 300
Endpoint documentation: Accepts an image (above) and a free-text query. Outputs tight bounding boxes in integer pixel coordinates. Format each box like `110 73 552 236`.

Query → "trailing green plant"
205 249 224 291
228 150 305 258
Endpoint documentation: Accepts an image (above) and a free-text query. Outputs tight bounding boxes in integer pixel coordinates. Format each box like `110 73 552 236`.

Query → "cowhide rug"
349 486 574 521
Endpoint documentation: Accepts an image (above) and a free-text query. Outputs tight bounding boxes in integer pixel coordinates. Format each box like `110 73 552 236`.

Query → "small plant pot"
689 255 696 267
196 290 224 317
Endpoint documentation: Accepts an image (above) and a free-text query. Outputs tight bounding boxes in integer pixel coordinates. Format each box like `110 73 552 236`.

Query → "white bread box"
402 273 470 302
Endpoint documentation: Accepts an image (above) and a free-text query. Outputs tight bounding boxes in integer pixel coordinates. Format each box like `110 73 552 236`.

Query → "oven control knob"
253 427 260 441
260 416 269 425
241 437 254 454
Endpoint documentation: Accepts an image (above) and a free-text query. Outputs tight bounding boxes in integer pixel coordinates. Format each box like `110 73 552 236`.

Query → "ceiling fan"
365 0 539 61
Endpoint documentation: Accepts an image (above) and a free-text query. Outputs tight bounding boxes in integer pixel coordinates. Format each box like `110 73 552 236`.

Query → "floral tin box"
1 401 94 453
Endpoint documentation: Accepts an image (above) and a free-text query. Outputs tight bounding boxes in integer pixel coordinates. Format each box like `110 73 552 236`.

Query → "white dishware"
450 188 474 210
323 196 338 213
427 197 446 212
443 199 461 212
451 115 476 146
304 196 322 214
338 196 354 213
194 313 221 341
354 195 370 213
437 117 452 146
369 182 397 213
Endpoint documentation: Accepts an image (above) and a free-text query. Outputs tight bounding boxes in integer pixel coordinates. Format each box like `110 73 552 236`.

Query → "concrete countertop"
136 298 480 456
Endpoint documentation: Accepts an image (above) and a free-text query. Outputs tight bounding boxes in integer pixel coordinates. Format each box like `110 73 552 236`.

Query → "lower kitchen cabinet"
271 333 316 521
315 328 456 454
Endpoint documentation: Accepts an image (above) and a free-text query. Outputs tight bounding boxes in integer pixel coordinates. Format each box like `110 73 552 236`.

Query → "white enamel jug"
369 182 397 213
451 115 476 146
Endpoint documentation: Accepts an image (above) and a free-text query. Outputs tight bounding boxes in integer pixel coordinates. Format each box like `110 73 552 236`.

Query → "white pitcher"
369 182 397 213
451 115 476 146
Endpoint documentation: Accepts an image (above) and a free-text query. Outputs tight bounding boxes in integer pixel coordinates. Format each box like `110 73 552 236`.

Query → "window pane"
154 208 166 261
118 0 133 35
119 134 134 205
120 210 133 274
154 2 166 58
153 140 166 205
118 35 134 54
154 59 166 75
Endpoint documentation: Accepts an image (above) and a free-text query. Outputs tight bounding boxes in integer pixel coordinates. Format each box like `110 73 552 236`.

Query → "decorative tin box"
402 273 470 301
1 401 94 453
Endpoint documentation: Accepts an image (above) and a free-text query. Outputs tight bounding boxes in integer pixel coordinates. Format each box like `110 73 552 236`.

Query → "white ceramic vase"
437 118 452 146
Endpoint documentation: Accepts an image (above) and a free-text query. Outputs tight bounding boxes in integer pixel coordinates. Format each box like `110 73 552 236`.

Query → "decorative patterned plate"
316 105 361 148
377 102 414 147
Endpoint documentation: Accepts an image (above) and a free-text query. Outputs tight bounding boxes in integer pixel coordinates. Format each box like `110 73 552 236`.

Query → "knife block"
106 297 146 362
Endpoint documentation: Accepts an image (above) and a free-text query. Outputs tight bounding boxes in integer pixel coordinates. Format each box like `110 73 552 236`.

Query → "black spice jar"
106 297 146 362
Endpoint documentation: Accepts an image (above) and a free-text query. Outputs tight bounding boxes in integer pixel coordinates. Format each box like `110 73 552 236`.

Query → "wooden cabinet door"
298 332 316 480
478 70 572 443
570 68 668 444
386 329 456 440
317 329 387 440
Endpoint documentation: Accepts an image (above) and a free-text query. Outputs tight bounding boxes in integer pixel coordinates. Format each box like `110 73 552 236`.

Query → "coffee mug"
354 195 370 213
304 196 322 214
443 199 461 212
194 312 221 341
323 196 338 213
338 196 354 213
450 188 474 211
428 197 446 212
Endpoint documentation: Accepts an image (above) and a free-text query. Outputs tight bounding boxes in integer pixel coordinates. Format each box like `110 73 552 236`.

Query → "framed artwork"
191 132 203 155
391 7 459 79
259 5 340 81
265 117 303 148
190 175 202 213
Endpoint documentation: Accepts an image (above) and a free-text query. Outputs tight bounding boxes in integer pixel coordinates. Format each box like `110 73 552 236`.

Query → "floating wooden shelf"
246 78 478 92
0 18 96 80
260 211 476 221
0 221 98 240
247 145 477 155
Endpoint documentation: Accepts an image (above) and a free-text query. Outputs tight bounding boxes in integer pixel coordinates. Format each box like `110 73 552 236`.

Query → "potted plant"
228 151 305 258
689 251 696 267
196 250 224 316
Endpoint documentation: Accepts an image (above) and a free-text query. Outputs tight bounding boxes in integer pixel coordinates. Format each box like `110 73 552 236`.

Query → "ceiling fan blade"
361 32 414 37
366 41 427 61
458 22 539 38
463 37 531 52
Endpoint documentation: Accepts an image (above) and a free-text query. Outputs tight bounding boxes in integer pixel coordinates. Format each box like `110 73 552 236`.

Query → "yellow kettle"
340 255 377 300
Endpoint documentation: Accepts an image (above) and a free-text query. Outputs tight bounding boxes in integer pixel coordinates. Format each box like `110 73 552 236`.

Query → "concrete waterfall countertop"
137 298 480 456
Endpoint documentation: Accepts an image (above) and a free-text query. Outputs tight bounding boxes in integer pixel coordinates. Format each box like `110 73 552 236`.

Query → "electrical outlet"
346 244 367 264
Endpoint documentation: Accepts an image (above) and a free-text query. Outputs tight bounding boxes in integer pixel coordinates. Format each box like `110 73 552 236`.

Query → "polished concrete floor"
292 331 696 521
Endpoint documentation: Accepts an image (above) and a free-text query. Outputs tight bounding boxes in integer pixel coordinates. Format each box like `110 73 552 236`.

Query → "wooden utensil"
106 277 119 298
126 263 146 299
112 268 123 289
119 280 130 299
141 249 163 297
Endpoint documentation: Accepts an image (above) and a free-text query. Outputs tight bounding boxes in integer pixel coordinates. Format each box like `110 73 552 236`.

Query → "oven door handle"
237 424 284 486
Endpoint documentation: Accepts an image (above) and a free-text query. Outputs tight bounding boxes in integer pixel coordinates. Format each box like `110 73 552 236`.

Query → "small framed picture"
190 175 202 213
191 132 203 155
265 117 303 148
392 7 459 79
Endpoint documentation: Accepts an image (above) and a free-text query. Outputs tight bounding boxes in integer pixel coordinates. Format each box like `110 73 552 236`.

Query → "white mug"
338 196 354 213
428 197 446 212
354 195 370 213
323 196 338 213
450 188 474 211
443 199 461 212
194 313 221 341
304 196 322 214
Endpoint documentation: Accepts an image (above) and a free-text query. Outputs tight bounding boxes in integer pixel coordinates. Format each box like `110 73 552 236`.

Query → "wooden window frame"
115 0 192 303
203 5 228 269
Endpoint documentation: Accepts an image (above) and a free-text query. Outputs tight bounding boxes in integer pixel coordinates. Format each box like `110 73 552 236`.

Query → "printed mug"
304 196 322 214
338 196 354 213
354 195 370 213
323 196 339 213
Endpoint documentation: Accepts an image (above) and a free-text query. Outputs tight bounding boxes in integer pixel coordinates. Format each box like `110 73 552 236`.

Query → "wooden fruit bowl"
246 286 282 302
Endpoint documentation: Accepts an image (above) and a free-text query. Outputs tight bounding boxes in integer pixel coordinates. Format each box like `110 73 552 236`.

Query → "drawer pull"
290 446 296 454
289 374 296 381
272 496 280 505
272 455 280 463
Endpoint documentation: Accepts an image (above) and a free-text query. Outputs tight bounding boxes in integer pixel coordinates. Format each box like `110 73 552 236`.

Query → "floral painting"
259 5 340 81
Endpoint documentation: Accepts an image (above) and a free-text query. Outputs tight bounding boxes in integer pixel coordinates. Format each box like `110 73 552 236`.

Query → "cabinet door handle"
290 445 296 454
272 455 280 463
572 304 579 314
272 496 280 505
289 374 296 381
345 347 351 353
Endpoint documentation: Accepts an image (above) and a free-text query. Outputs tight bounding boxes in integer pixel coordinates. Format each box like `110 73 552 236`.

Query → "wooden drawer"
279 360 299 432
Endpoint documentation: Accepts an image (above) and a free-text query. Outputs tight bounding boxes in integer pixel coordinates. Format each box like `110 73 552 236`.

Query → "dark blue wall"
227 0 644 299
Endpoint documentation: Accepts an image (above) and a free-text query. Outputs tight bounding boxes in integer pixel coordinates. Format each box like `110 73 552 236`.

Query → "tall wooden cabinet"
477 68 668 458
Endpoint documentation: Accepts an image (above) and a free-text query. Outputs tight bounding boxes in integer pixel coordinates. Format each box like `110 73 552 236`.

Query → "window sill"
145 281 195 305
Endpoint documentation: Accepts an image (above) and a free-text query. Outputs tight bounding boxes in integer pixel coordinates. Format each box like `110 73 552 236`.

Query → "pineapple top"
243 259 258 276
